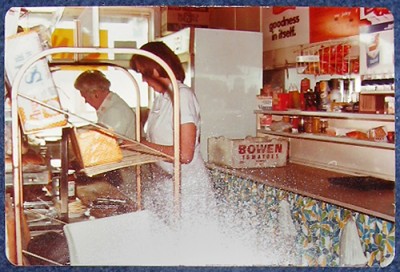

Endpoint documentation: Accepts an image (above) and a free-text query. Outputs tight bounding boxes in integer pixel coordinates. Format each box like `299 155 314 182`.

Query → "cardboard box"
5 31 67 133
359 94 385 113
208 136 288 168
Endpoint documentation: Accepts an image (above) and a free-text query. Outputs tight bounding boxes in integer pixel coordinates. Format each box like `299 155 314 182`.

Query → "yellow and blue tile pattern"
210 169 395 267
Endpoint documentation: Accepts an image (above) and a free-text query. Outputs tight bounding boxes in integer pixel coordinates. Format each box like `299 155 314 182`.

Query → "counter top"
207 162 395 222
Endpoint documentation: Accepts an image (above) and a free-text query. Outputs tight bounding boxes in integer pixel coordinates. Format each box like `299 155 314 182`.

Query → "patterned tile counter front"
208 165 395 267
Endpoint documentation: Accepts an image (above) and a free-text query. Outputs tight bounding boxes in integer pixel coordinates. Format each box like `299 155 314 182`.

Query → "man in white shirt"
74 69 136 140
74 69 136 186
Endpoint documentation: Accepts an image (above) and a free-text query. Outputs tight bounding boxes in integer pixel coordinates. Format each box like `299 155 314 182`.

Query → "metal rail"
10 47 181 265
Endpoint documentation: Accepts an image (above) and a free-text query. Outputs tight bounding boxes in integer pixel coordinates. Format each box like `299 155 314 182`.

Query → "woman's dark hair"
130 42 185 82
74 70 110 93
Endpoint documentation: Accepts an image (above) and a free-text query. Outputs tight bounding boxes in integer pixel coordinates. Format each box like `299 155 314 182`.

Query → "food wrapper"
368 126 387 142
5 31 67 133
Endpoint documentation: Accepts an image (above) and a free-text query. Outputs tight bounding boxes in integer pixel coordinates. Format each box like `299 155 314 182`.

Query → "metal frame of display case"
9 47 182 265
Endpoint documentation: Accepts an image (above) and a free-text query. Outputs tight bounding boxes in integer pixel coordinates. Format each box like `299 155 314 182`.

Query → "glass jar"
304 117 313 133
312 117 321 133
282 115 291 123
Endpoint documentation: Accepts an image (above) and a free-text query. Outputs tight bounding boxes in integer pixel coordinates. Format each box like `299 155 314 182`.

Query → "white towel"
63 211 179 266
64 209 289 266
339 216 367 267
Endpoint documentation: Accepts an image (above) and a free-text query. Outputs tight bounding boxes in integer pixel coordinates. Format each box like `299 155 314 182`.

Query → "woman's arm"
142 123 196 164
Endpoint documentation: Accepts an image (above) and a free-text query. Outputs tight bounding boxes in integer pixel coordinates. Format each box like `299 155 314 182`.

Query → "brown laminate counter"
207 162 395 222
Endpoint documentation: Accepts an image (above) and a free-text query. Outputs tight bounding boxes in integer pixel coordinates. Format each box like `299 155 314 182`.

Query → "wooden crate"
359 94 385 114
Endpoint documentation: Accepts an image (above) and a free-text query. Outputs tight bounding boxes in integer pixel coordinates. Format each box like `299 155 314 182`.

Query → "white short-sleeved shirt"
144 82 204 177
97 92 136 140
143 82 215 222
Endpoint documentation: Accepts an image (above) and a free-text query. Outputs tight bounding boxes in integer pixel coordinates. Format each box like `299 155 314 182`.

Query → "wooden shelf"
257 129 395 150
254 110 395 121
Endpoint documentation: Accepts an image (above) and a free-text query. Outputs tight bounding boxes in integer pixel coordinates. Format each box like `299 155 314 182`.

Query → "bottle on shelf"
298 117 305 133
304 89 317 111
319 80 330 111
315 81 322 111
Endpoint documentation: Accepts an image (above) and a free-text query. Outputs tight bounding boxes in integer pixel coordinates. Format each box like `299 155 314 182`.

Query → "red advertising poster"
262 6 309 51
309 7 361 43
